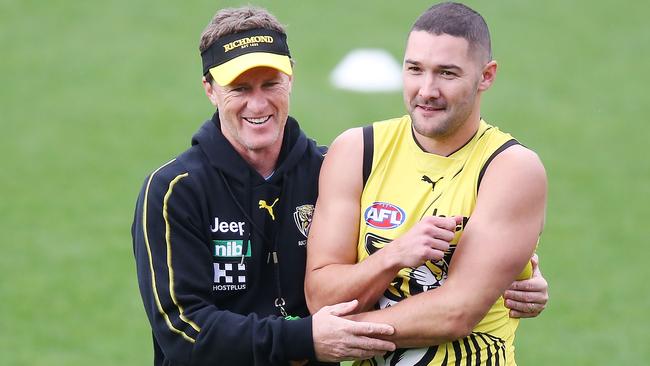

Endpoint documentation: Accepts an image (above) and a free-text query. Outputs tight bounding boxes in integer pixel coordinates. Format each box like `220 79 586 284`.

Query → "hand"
504 254 548 318
386 216 461 268
312 300 396 362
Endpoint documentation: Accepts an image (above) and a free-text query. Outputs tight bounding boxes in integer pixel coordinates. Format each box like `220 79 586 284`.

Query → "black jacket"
132 113 326 365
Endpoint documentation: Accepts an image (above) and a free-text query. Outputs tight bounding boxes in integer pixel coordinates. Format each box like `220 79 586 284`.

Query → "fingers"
508 308 541 319
504 287 547 319
453 215 463 226
506 299 545 318
422 215 459 232
428 237 450 252
346 335 396 352
312 316 396 362
350 321 395 337
425 247 446 262
504 288 546 303
333 333 395 361
507 275 547 292
326 299 359 317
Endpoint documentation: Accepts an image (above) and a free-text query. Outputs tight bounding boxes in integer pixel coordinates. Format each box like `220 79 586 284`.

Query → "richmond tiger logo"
293 204 314 239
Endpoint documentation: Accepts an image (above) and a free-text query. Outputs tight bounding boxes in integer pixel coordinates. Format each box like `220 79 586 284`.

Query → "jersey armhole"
362 125 374 187
477 139 520 193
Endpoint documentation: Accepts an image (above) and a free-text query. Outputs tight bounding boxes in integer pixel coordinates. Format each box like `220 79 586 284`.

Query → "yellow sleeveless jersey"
355 115 530 366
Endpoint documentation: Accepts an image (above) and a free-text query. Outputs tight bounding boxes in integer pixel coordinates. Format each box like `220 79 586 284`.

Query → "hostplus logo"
213 263 247 291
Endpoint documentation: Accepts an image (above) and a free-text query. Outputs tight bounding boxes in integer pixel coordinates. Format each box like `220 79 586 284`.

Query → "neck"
238 145 281 178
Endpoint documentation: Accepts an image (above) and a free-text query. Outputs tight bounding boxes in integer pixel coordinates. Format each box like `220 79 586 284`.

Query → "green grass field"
2 0 649 364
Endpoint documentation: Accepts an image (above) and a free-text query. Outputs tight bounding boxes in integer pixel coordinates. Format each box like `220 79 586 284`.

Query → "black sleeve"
131 164 315 365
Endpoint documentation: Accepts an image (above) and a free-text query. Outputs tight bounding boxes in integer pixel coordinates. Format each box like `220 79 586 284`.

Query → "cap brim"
209 52 293 86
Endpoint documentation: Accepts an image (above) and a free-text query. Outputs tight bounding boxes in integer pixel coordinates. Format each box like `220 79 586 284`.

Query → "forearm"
350 283 480 348
306 248 401 312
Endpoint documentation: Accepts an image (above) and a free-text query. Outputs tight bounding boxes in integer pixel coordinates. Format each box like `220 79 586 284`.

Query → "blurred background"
2 0 649 364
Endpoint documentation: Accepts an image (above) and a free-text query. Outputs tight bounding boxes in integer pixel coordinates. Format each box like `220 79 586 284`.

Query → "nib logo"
213 240 251 258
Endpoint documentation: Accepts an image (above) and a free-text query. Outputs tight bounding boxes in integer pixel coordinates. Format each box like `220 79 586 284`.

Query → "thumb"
531 253 541 276
327 299 359 317
454 215 463 225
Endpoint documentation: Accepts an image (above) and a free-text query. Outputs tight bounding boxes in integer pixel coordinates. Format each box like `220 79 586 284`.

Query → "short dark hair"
411 2 492 63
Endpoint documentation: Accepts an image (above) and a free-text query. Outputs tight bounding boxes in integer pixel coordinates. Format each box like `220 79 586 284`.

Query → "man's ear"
478 60 497 92
202 76 218 106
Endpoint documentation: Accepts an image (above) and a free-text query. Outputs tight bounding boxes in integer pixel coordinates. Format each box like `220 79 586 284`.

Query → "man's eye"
407 66 421 73
440 70 456 77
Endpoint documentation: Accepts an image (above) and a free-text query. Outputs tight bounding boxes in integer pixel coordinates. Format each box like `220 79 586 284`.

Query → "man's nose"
418 74 441 100
246 88 270 112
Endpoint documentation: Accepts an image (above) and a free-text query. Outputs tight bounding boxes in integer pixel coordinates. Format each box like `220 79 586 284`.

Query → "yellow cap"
209 52 293 86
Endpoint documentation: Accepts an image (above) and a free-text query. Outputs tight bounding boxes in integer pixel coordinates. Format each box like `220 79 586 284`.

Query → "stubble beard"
410 102 467 140
410 87 478 140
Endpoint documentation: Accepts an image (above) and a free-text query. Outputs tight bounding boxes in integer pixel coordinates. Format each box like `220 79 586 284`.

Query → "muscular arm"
305 129 455 313
353 145 547 347
305 128 396 312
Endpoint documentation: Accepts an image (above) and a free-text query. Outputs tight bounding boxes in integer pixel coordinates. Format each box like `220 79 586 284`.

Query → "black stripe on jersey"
389 348 405 365
475 126 493 143
476 333 493 366
420 191 444 220
414 346 439 366
447 126 497 182
362 125 374 187
462 337 473 366
446 126 493 157
469 333 482 366
485 333 507 364
477 332 507 366
452 340 463 366
477 138 520 193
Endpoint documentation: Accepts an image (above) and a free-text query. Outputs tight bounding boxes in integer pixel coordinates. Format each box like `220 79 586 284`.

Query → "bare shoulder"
321 127 364 177
476 144 547 219
318 127 365 194
327 127 364 156
484 144 546 187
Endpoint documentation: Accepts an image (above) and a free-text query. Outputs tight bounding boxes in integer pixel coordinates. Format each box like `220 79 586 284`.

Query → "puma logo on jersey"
259 198 279 220
421 175 443 191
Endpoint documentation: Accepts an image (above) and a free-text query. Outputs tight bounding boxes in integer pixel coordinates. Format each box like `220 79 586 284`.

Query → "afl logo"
364 202 406 229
